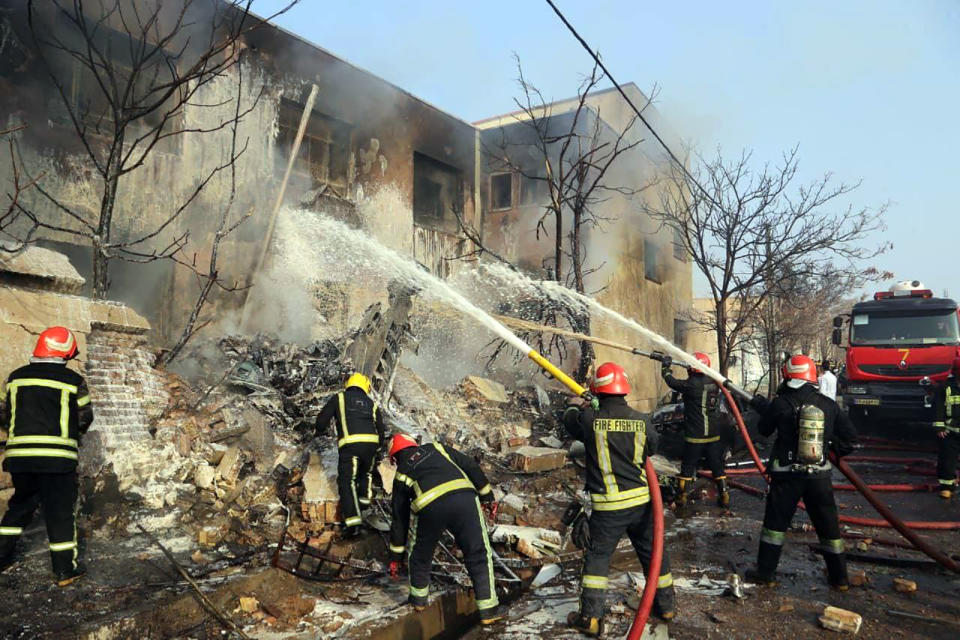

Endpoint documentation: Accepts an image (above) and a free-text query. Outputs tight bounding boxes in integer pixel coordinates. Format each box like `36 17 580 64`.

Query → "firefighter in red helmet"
932 357 960 498
0 327 93 586
660 352 730 508
563 362 675 635
746 354 857 589
385 433 502 625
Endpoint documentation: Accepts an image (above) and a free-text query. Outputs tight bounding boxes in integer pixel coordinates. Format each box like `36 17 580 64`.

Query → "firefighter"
0 327 93 586
564 362 675 636
747 354 857 589
660 352 730 508
315 372 385 537
933 357 960 499
386 433 501 625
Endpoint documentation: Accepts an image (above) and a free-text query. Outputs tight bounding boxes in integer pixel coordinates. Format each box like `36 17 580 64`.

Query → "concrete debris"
539 435 564 449
238 596 260 614
849 569 869 587
215 444 244 486
893 577 917 593
819 605 863 634
511 446 567 472
301 451 340 523
463 375 509 403
500 493 526 515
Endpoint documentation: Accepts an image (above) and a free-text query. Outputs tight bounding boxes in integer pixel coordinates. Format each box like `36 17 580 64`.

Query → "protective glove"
483 500 499 522
389 561 402 579
571 513 591 550
749 394 770 412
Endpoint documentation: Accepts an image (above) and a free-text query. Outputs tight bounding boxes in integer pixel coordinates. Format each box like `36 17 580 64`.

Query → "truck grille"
859 364 950 377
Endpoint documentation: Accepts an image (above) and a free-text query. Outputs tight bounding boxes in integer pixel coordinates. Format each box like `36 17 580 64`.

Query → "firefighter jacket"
388 442 493 559
933 377 960 433
315 386 386 448
563 395 658 512
662 370 722 443
757 383 857 477
1 360 93 473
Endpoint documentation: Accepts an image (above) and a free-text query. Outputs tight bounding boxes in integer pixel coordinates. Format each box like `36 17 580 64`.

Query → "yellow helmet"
345 372 372 394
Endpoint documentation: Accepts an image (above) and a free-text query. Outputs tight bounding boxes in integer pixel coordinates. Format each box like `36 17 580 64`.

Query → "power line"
543 0 716 204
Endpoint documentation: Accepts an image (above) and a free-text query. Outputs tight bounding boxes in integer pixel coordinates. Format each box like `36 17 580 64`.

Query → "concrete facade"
0 3 481 343
475 86 694 410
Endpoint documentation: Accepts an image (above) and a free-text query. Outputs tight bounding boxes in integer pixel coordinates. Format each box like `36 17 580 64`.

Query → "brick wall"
85 327 169 450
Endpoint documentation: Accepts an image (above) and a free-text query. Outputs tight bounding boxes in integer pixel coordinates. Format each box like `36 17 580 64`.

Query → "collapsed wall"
0 246 166 495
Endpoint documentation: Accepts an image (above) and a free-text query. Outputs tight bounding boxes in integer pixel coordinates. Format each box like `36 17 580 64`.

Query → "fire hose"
512 339 665 639
627 458 663 640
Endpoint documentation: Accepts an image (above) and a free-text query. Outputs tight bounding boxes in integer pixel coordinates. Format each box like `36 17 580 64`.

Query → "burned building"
475 85 694 410
0 2 481 346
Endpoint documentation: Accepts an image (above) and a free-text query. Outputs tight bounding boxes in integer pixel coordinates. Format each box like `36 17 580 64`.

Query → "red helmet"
690 352 711 373
388 433 418 458
34 326 79 360
782 354 817 388
590 362 630 395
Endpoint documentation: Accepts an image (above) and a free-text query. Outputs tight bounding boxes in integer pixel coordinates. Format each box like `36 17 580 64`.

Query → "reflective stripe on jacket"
563 396 656 511
2 362 93 472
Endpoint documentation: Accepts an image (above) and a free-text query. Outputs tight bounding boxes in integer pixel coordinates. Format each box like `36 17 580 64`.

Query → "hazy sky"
258 0 959 298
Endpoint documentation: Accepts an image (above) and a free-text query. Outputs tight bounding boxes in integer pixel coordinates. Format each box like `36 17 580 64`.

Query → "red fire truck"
833 281 960 430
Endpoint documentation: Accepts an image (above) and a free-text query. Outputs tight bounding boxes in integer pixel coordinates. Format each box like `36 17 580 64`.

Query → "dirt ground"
2 432 959 639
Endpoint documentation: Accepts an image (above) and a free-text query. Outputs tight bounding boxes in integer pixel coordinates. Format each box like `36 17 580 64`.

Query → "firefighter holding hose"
660 352 731 508
315 372 385 537
385 433 501 625
564 362 676 636
747 354 857 589
933 357 960 499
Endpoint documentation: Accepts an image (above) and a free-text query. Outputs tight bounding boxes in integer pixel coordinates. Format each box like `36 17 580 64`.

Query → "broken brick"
511 446 567 472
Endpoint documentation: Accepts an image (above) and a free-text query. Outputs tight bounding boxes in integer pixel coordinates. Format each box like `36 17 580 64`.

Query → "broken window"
644 239 661 283
56 21 183 153
520 174 550 206
490 172 513 210
413 152 462 233
278 100 351 192
673 318 688 347
673 227 687 261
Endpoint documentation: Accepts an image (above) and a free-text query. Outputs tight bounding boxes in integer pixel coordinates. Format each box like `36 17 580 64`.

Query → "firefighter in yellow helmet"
315 372 385 537
0 327 93 586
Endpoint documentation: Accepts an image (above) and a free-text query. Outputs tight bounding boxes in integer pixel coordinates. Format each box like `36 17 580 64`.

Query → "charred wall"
0 2 479 344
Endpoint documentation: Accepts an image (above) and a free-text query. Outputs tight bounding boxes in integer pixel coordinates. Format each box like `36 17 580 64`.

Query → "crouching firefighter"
315 372 385 537
564 362 676 636
0 327 93 586
386 434 502 625
661 352 730 508
933 357 960 499
748 354 857 590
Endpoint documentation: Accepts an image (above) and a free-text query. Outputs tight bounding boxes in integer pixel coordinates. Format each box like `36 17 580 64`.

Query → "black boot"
824 552 849 591
653 585 677 621
716 478 730 508
55 565 86 587
567 611 604 637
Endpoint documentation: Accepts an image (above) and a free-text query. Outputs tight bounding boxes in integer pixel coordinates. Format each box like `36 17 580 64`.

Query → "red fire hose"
714 386 960 571
832 483 937 492
627 458 663 640
844 455 935 465
719 386 767 475
833 456 960 562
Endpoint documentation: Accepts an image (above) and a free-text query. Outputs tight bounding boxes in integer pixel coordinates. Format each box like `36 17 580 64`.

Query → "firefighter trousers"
337 442 378 528
0 472 79 575
679 439 727 501
407 491 498 616
936 432 960 489
580 503 675 619
679 438 725 479
758 474 847 586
